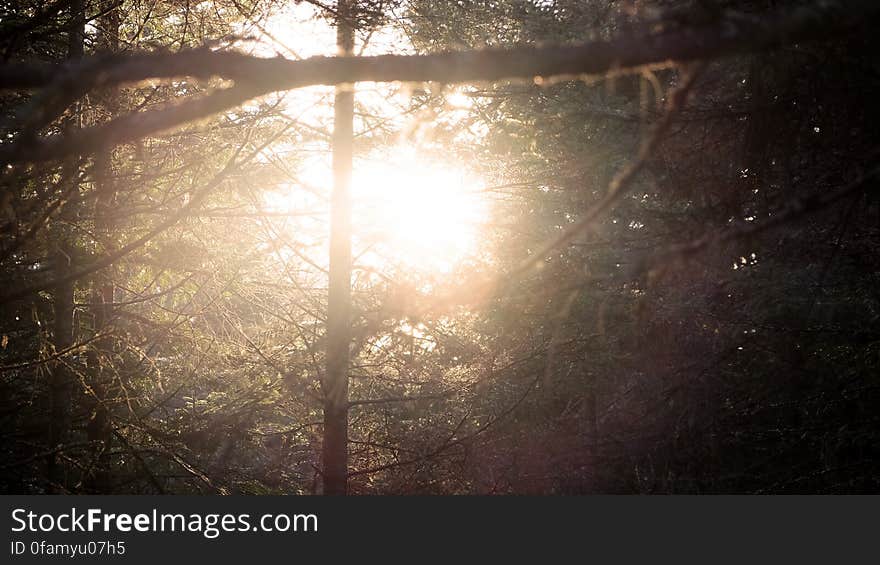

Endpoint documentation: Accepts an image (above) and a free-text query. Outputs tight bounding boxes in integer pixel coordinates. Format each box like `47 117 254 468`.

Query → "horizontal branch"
2 84 265 164
0 0 875 164
1 1 873 92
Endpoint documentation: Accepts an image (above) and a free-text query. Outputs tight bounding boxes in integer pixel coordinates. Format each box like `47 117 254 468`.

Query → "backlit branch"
0 0 874 164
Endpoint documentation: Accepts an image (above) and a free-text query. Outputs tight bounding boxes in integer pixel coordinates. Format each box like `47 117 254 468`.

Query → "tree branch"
0 0 874 164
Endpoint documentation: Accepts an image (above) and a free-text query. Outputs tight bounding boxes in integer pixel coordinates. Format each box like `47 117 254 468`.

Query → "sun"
247 4 489 275
352 149 488 273
262 147 489 274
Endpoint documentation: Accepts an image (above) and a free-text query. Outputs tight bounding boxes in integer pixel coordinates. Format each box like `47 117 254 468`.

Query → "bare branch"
0 0 874 164
2 1 872 92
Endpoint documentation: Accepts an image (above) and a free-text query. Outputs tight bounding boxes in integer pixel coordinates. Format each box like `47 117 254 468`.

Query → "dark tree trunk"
47 260 75 492
84 2 120 494
47 0 85 494
322 0 355 495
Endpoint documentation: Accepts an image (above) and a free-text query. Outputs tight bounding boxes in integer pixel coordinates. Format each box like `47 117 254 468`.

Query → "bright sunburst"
265 148 489 273
352 149 488 272
250 4 488 274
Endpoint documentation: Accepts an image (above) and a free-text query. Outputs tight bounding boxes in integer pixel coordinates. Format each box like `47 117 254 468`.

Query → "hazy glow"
445 89 474 109
250 4 491 274
353 149 488 272
264 149 488 273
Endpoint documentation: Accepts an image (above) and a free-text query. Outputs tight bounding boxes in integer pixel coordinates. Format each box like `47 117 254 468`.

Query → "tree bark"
47 255 74 492
47 0 84 493
322 0 355 495
84 1 120 494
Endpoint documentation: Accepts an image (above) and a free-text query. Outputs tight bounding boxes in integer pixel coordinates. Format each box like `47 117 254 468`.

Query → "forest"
0 0 877 495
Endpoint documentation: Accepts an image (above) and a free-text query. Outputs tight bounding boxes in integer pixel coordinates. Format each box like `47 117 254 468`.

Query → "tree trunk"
322 0 355 495
84 2 120 494
47 0 85 493
47 256 75 492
